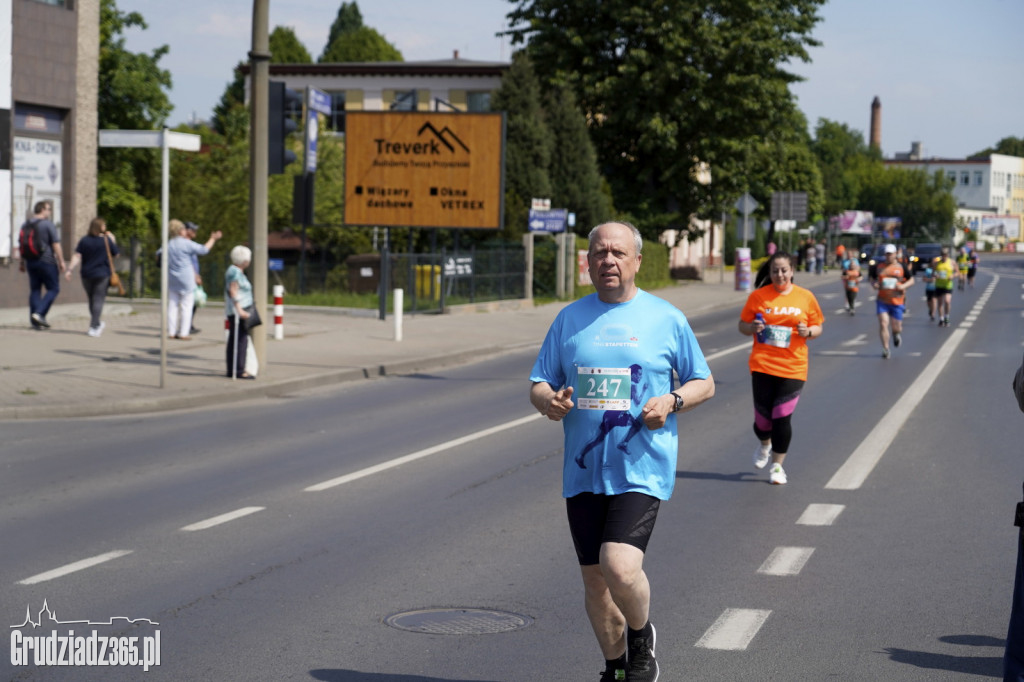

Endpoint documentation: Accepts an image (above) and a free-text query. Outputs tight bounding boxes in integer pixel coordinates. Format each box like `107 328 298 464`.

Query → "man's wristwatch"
671 392 684 413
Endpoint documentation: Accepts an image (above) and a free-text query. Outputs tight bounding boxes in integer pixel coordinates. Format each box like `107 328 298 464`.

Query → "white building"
886 145 1024 244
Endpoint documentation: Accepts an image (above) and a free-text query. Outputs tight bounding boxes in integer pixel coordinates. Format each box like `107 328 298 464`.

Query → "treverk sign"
344 112 505 230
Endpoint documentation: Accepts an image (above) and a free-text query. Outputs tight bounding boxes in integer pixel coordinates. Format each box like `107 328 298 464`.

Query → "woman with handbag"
65 217 120 337
225 245 256 379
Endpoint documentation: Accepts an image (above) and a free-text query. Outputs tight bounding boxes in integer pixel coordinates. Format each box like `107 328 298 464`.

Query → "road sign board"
735 192 759 216
308 88 331 116
528 208 568 233
770 191 808 221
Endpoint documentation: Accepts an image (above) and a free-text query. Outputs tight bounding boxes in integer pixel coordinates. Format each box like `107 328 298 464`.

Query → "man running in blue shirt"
530 221 715 682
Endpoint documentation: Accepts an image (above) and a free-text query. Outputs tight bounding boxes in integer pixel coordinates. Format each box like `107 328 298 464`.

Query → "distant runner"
873 244 914 358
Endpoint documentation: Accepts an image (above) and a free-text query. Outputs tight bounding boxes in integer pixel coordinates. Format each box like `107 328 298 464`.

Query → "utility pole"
248 0 270 369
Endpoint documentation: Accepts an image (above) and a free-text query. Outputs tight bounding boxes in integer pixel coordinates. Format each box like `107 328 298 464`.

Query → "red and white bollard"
273 284 284 340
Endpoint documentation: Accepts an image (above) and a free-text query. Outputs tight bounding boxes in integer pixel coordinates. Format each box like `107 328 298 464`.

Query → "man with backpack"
19 200 66 329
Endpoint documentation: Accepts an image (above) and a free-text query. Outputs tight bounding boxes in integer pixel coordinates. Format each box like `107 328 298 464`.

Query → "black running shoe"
600 663 627 681
893 332 901 347
627 624 658 682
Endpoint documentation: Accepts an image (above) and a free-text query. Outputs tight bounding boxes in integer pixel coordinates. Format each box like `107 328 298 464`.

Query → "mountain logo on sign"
417 123 469 153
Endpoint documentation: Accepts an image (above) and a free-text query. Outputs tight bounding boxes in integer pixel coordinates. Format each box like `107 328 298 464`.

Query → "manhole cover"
384 608 533 635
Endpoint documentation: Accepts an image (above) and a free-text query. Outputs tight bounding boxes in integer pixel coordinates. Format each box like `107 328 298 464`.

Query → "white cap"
884 244 897 254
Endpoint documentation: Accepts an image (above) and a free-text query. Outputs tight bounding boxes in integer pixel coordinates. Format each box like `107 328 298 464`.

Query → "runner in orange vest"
872 244 915 358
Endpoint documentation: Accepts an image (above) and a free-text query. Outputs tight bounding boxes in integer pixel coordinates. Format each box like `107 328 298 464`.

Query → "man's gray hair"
588 221 643 255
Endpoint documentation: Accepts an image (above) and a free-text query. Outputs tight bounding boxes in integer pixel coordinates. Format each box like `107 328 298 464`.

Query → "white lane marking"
819 350 857 356
757 546 815 576
797 503 845 526
824 278 998 491
305 413 542 491
17 550 133 585
181 507 265 532
695 608 771 650
826 328 967 490
704 342 751 362
964 352 990 358
842 334 868 347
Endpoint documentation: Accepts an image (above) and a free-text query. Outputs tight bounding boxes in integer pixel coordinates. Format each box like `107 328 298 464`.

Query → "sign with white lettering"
528 208 568 233
344 112 505 229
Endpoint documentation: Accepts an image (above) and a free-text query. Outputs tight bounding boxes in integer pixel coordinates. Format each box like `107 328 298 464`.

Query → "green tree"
211 62 248 140
320 1 364 61
320 26 402 62
810 119 876 218
269 26 312 63
98 0 173 240
213 27 310 138
543 84 613 233
970 136 1024 159
490 51 552 241
505 0 826 240
856 165 956 240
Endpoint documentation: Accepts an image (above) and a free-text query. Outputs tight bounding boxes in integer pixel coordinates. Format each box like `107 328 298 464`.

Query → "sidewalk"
0 272 833 421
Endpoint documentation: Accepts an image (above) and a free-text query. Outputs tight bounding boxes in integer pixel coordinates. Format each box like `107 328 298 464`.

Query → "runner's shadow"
882 632 1004 678
676 470 762 483
310 671 500 682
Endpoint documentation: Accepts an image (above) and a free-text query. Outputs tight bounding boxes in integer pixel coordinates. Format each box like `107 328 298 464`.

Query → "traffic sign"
770 191 808 221
528 208 568 233
735 192 759 216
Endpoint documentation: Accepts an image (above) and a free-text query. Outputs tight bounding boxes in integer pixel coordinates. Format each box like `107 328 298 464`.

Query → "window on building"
29 0 66 5
947 171 956 184
960 171 970 186
390 90 417 111
327 92 345 133
974 171 983 186
465 91 492 112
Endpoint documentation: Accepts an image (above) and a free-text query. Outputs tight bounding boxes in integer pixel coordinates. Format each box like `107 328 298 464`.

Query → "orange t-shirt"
876 262 910 305
741 284 825 381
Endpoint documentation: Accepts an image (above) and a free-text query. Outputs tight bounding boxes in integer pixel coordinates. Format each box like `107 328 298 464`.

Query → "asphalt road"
3 260 1023 681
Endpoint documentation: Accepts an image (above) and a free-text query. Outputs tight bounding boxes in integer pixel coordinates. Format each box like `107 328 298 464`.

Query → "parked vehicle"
912 243 943 273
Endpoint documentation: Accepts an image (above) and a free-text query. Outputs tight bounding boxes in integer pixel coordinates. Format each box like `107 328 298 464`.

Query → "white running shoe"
87 326 99 337
769 463 788 485
753 445 771 469
96 321 106 337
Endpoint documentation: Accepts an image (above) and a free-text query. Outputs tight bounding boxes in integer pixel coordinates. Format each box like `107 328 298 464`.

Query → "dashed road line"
757 546 815 576
797 503 845 526
180 506 265 532
17 550 133 586
695 608 771 650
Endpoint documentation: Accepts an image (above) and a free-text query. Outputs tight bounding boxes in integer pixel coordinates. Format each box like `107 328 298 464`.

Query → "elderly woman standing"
225 245 255 379
65 217 118 337
166 218 221 340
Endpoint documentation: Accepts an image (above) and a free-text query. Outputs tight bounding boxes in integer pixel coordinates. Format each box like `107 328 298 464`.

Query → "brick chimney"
870 96 881 151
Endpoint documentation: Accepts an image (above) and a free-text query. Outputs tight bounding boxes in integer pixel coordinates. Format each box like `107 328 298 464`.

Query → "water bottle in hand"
754 313 767 343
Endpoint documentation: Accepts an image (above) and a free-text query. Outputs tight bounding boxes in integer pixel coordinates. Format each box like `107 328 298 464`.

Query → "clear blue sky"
118 0 1023 160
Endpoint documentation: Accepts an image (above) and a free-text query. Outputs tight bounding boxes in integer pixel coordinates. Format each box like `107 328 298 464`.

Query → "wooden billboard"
343 112 505 230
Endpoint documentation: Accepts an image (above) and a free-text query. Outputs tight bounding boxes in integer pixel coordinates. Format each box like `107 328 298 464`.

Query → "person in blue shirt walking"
165 219 221 340
530 221 715 682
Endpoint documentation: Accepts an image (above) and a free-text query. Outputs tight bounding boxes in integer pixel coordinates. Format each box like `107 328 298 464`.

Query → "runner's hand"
640 396 671 430
546 386 574 421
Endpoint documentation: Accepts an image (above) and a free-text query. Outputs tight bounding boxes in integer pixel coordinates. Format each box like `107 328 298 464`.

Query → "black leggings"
225 316 249 377
751 372 805 454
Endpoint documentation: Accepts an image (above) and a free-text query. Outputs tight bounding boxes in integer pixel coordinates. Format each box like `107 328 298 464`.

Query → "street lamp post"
249 0 270 370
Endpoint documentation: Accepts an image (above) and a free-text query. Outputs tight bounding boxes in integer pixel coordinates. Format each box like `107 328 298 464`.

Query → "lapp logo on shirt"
762 306 803 316
592 323 639 348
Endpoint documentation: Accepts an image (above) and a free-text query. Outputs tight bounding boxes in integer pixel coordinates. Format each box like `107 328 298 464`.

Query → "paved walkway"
0 271 836 420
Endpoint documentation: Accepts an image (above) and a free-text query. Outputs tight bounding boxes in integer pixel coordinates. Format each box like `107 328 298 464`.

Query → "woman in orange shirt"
738 252 824 485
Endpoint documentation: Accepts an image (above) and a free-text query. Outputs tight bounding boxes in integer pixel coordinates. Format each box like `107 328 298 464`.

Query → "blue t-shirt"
167 236 208 292
923 266 936 291
224 264 253 318
74 234 119 279
530 290 711 501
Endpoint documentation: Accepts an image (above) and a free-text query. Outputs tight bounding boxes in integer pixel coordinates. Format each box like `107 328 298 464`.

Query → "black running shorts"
566 492 660 566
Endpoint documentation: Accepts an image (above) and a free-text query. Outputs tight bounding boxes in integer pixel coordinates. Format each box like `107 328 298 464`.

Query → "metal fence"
122 238 534 315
